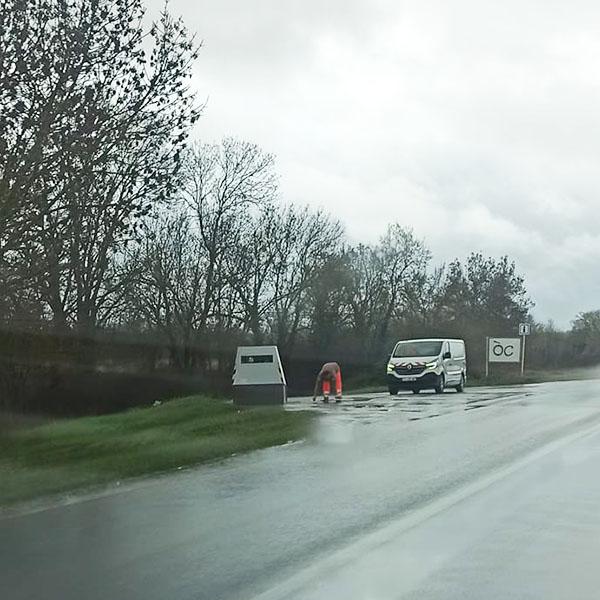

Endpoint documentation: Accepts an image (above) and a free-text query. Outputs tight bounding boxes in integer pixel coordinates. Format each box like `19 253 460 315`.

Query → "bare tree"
344 243 386 355
306 252 353 354
0 0 200 330
344 225 430 357
181 139 277 334
401 267 445 328
267 205 343 354
224 209 279 343
0 1 70 322
375 225 430 345
122 213 207 370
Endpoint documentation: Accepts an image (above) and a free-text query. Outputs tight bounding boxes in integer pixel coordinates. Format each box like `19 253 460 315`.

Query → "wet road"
3 380 600 600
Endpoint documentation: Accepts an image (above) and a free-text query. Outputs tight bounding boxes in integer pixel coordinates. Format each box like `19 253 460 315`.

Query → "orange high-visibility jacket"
313 362 342 397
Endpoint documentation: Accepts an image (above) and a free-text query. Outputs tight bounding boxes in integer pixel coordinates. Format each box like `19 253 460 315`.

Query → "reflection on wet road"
3 380 600 600
286 386 534 423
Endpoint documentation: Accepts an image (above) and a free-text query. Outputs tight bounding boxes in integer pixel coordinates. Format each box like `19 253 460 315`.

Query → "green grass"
467 367 599 387
0 396 313 507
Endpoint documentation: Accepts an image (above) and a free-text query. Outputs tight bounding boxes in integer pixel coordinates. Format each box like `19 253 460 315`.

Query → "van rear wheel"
412 388 420 394
455 374 465 393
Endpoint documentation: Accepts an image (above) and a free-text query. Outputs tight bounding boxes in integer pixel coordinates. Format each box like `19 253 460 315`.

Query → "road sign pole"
520 335 526 376
485 336 489 378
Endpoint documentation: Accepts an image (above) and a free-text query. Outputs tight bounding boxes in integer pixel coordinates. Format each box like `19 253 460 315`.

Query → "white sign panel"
519 323 531 336
488 338 521 363
233 346 287 386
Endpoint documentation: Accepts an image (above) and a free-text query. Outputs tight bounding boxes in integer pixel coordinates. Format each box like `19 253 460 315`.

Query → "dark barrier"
0 362 225 417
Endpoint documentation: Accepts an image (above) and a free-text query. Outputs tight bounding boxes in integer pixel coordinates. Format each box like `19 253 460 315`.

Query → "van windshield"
393 341 443 358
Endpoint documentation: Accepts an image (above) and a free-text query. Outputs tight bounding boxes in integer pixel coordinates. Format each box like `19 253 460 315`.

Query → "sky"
148 0 600 328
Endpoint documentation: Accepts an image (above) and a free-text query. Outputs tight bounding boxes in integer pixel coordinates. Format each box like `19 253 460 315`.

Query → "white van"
386 338 467 395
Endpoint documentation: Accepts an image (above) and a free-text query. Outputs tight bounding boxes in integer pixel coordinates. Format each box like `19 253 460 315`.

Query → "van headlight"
387 363 395 373
425 361 438 369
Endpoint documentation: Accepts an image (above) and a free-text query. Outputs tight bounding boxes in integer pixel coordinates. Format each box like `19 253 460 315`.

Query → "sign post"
518 323 531 376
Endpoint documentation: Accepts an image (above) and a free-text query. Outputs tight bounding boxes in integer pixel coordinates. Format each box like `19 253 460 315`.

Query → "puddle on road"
287 388 532 425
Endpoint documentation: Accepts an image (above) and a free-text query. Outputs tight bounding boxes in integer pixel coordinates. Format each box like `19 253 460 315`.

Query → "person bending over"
313 362 342 402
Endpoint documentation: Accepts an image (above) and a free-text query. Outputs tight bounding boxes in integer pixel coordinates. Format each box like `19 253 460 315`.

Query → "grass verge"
0 396 313 507
464 367 598 387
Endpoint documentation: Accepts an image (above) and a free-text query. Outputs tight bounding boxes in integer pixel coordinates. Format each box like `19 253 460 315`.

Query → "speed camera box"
232 346 287 405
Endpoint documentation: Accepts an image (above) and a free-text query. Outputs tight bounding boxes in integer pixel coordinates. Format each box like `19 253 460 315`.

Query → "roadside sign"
518 323 530 375
488 337 521 363
519 323 531 336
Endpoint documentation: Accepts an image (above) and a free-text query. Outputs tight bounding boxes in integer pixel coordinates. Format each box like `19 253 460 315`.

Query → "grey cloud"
147 0 600 326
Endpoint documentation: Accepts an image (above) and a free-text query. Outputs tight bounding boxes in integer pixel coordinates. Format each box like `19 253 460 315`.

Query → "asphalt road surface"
3 379 600 600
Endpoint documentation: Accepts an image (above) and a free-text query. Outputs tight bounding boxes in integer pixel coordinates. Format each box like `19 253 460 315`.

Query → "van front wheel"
434 374 445 394
455 374 465 393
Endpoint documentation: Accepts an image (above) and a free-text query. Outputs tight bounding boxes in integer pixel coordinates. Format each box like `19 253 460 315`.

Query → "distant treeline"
1 0 599 415
1 303 600 416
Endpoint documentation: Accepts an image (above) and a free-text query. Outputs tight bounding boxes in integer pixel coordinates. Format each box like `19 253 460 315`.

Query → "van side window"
450 341 465 358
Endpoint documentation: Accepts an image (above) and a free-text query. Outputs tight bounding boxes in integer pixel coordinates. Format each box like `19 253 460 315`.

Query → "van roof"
395 338 465 343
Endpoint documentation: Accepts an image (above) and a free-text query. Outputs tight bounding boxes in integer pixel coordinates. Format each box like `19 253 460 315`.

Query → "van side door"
441 341 456 382
448 341 465 383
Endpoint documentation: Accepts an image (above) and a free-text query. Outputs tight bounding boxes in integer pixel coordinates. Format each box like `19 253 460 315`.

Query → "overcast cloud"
148 0 600 327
